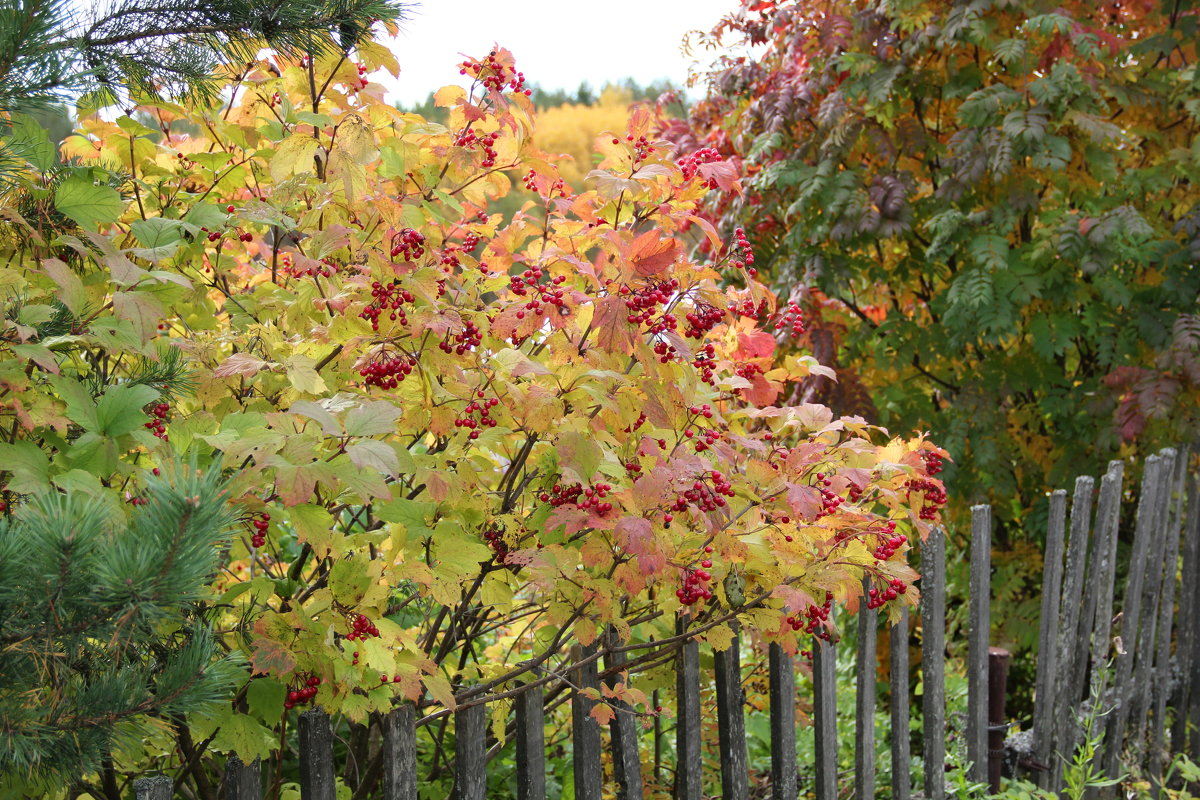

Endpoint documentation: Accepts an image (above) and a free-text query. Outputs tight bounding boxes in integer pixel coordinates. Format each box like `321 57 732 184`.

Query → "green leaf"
5 114 57 170
245 678 286 723
0 441 51 493
54 177 124 229
95 384 159 437
969 234 1009 271
344 400 402 436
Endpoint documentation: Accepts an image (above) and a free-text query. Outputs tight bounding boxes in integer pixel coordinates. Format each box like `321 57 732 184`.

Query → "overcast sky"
380 0 739 105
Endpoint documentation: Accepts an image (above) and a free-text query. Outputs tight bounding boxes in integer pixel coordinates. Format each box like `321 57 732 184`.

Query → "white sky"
380 0 739 105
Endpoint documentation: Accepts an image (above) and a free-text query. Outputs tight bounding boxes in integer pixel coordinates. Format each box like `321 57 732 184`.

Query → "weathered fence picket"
921 525 947 800
125 448 1200 800
768 642 797 800
855 578 877 800
967 505 991 785
1032 489 1067 786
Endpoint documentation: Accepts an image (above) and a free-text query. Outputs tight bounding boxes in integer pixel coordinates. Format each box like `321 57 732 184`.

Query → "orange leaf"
626 231 680 277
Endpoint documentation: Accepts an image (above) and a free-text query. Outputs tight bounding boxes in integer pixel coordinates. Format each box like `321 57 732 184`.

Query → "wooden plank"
133 776 172 800
1089 461 1126 674
769 643 798 800
921 525 947 800
967 505 991 785
455 703 488 800
605 632 644 800
1150 449 1187 785
383 705 418 800
1050 476 1095 790
1130 450 1176 757
1032 489 1067 787
813 633 837 800
514 677 546 800
675 634 702 800
298 709 336 800
890 606 911 800
1173 470 1200 756
714 624 749 800
855 578 877 800
224 755 262 800
1102 453 1166 781
572 643 602 800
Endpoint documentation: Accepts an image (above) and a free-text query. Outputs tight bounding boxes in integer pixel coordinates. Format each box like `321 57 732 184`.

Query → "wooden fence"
132 446 1199 800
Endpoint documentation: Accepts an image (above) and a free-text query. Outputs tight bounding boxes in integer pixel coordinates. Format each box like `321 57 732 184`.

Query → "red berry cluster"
677 147 723 187
677 567 712 606
144 402 169 440
866 578 908 610
871 522 906 561
683 424 721 454
728 296 768 319
453 127 502 168
670 470 734 514
174 151 196 168
692 342 717 385
813 473 844 519
481 525 510 561
921 449 944 475
623 412 647 433
539 482 614 515
522 169 568 198
280 254 339 279
786 591 834 638
345 613 379 642
726 228 757 276
905 477 947 520
126 493 149 506
352 62 369 90
620 279 679 332
459 51 530 95
439 318 483 355
249 511 270 548
735 362 765 381
613 133 655 164
462 231 481 252
773 301 806 338
285 675 322 710
683 303 725 339
509 266 567 319
359 352 416 389
455 392 499 440
361 279 415 331
390 228 427 261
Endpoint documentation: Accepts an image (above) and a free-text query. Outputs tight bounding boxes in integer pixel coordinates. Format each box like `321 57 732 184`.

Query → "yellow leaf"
705 623 737 652
285 354 327 394
270 134 320 181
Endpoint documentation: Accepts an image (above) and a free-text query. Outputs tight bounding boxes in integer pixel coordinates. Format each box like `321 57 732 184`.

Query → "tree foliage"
0 33 942 793
683 0 1200 517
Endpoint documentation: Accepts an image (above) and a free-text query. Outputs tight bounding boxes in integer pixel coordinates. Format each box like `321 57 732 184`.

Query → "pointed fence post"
1088 462 1125 676
967 505 992 785
714 624 749 800
855 578 877 800
134 776 172 800
224 755 262 800
769 643 798 800
383 704 418 800
299 709 336 800
454 702 488 800
605 632 644 800
921 526 947 800
572 643 602 800
813 633 837 800
1150 449 1188 787
515 675 546 800
1033 490 1067 786
675 621 702 800
890 606 911 800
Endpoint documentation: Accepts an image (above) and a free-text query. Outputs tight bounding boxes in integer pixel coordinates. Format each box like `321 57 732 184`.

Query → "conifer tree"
0 462 244 791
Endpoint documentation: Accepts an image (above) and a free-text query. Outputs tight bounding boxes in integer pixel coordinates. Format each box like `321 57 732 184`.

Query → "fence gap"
223 755 261 800
605 631 644 800
1032 489 1067 785
453 703 487 800
855 577 877 800
571 643 602 800
1102 453 1165 783
675 621 702 800
967 505 992 785
714 623 749 800
813 633 837 800
890 606 911 800
921 525 947 800
1050 476 1095 789
768 642 797 800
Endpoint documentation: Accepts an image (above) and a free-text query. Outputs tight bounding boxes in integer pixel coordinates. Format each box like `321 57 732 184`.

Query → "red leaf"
785 483 822 521
736 330 776 359
249 637 296 676
626 231 679 277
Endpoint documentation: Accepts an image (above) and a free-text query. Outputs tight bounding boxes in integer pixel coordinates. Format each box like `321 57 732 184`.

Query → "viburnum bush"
0 35 944 771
